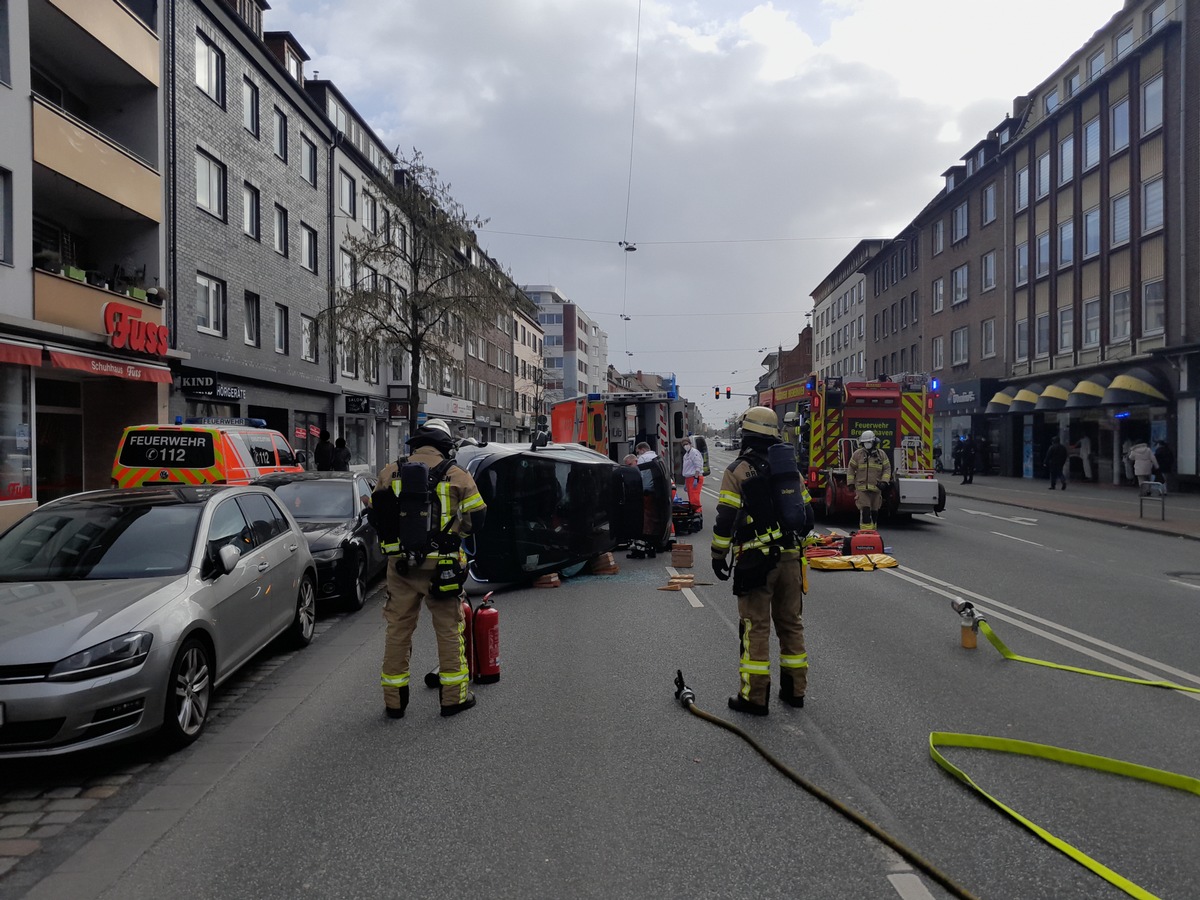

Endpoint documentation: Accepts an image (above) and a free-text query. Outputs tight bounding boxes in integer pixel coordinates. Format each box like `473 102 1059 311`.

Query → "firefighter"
847 429 891 530
373 419 487 719
711 406 814 716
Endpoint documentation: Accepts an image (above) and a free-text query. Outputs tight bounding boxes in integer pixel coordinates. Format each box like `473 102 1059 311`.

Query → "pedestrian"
681 436 704 513
332 437 352 471
710 406 814 716
1154 440 1174 486
1127 439 1158 489
1074 433 1094 481
959 433 977 484
1121 438 1134 483
314 429 334 471
847 429 891 529
950 440 962 476
622 453 638 467
628 441 661 559
372 418 487 719
1044 436 1069 490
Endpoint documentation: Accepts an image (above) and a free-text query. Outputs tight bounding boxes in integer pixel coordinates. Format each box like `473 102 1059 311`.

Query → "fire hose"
672 670 979 900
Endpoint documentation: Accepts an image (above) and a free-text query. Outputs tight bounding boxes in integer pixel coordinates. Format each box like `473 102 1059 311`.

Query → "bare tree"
322 149 521 436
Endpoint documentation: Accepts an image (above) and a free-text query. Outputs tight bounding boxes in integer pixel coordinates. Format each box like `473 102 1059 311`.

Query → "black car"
254 472 385 610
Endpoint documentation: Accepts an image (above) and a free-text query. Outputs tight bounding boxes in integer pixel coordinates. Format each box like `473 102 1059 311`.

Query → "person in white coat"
1127 440 1158 488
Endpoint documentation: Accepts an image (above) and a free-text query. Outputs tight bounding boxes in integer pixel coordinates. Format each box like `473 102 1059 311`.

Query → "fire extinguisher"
473 591 500 684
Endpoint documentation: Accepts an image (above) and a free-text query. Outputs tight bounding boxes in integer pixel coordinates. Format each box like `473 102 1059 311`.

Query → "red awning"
48 349 172 383
0 339 43 366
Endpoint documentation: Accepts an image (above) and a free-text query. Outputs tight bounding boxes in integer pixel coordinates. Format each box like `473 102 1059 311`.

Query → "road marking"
887 564 1200 695
887 873 936 900
989 530 1056 550
666 566 704 607
1169 579 1200 592
960 508 1039 525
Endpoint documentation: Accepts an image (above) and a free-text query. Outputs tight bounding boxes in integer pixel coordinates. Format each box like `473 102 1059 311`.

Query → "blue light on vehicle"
930 378 939 391
587 393 601 401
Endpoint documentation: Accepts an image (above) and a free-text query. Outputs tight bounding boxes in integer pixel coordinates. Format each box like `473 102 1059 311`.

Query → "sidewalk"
940 474 1200 541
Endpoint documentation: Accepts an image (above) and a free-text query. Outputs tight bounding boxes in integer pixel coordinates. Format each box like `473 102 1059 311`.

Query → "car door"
234 492 299 640
355 475 384 575
202 497 269 674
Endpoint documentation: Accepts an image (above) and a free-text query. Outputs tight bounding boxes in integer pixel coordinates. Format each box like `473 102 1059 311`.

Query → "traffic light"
714 386 719 399
726 387 731 399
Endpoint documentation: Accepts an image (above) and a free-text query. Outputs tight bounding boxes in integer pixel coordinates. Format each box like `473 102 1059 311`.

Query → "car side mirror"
218 544 242 575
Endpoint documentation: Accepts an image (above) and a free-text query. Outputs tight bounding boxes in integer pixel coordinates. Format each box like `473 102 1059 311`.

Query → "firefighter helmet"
739 406 780 439
859 429 876 449
423 418 452 438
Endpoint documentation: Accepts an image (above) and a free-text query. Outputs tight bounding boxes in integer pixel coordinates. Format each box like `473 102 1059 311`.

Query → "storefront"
934 378 1000 475
342 393 389 472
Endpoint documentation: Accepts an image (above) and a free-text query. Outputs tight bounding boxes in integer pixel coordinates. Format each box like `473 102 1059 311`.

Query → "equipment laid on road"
842 530 884 556
424 592 500 686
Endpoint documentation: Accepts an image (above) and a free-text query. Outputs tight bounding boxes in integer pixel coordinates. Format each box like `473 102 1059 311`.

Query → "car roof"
123 424 281 433
253 472 360 488
40 485 267 509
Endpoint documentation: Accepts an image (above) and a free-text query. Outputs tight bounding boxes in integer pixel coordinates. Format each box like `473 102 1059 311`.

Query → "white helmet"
422 418 452 438
859 429 876 449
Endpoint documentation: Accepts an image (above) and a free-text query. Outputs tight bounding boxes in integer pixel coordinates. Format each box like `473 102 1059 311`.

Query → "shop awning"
0 339 43 366
48 349 172 383
985 386 1017 413
1064 373 1111 408
1034 378 1076 411
1100 366 1170 406
1008 383 1045 413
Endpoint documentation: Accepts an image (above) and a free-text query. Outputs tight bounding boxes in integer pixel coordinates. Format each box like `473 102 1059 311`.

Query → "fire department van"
112 418 305 488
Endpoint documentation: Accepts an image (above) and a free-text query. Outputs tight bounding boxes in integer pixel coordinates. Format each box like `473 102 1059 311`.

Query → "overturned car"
452 440 672 586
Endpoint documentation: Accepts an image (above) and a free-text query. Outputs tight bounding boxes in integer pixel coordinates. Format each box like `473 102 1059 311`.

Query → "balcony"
33 0 159 88
34 269 163 337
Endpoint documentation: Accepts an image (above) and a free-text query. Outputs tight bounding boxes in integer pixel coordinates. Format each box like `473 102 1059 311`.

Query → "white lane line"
960 508 1039 525
666 566 704 607
887 565 1200 693
887 873 936 900
1170 579 1200 592
989 530 1056 549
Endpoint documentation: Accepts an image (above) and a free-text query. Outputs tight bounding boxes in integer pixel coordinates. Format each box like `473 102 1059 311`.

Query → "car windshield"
273 481 353 519
0 503 201 581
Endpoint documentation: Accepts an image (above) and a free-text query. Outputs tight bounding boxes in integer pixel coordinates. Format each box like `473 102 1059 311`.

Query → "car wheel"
344 551 368 612
288 575 317 648
160 638 212 750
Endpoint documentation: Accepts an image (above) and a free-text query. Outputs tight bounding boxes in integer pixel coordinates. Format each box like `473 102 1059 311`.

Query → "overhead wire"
619 0 644 353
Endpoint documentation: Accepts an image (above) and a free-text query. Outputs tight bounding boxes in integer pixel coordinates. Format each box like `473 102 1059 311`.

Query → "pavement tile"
41 788 82 800
39 811 84 825
0 858 17 877
0 827 29 839
28 825 65 839
84 774 133 787
0 839 40 857
0 814 42 827
0 789 43 800
44 799 98 813
80 786 121 800
0 801 45 814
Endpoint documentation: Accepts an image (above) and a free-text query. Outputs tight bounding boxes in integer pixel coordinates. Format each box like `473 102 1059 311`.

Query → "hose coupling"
674 669 695 707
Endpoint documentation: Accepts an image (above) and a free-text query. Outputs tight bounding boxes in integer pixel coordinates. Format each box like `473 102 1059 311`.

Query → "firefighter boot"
778 673 805 708
385 685 409 719
728 695 769 716
441 691 477 717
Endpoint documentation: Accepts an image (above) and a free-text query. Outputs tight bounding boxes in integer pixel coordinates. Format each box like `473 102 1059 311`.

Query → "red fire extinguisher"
473 592 500 683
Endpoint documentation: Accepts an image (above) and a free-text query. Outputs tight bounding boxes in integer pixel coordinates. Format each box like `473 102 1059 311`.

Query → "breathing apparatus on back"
735 407 813 541
371 419 459 560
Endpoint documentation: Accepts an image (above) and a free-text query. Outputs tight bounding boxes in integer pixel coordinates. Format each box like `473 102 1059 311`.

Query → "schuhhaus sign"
104 301 170 357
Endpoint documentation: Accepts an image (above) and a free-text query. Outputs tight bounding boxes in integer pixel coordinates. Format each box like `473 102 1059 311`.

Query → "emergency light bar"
588 390 678 402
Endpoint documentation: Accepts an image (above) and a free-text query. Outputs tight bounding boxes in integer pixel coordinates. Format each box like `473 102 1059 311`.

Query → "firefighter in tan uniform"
372 419 486 719
710 407 814 716
847 429 892 530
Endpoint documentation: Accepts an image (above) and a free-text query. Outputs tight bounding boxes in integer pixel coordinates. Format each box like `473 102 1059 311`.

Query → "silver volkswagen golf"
0 485 317 758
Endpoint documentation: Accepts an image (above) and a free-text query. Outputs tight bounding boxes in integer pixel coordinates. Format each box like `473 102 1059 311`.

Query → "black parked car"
255 472 385 611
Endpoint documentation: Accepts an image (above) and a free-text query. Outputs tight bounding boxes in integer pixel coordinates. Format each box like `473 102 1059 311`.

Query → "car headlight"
310 548 344 562
47 632 154 682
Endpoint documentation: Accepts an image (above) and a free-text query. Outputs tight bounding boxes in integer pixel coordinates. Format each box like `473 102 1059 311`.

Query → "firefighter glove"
712 557 731 581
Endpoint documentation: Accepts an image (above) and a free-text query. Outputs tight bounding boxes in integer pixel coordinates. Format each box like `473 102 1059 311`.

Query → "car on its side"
0 486 317 759
254 472 385 611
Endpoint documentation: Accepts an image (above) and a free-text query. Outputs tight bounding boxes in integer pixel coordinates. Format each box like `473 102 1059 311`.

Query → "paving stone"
29 825 65 839
0 826 30 839
81 786 121 800
0 789 42 800
0 801 44 814
42 787 82 800
44 799 98 813
0 813 42 827
85 774 133 787
0 839 40 857
39 811 84 825
0 857 17 876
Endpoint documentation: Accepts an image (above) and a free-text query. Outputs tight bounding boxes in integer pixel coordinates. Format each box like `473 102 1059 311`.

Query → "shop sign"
424 394 474 419
180 371 217 395
389 402 409 419
214 384 246 400
309 424 321 437
345 395 371 414
104 301 170 357
294 427 307 440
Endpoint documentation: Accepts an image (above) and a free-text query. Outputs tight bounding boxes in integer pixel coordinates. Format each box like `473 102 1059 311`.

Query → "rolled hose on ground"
672 670 979 900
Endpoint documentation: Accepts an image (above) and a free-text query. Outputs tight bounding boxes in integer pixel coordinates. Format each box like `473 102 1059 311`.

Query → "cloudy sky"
271 0 1124 427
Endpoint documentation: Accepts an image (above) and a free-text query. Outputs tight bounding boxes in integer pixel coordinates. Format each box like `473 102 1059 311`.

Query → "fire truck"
550 390 691 480
793 373 946 519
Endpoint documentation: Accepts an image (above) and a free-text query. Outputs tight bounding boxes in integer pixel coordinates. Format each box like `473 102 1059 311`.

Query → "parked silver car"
0 486 317 758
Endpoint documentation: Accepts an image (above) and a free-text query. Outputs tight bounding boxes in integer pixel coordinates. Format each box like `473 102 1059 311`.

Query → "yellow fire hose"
937 604 1200 899
673 670 980 900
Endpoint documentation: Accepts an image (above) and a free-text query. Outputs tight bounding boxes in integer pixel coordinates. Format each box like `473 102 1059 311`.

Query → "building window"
1035 313 1050 357
981 184 995 225
286 50 302 81
195 33 224 104
1058 307 1074 351
1058 221 1074 268
301 223 318 271
1059 135 1074 184
909 293 918 325
195 150 225 218
1084 207 1101 257
1088 49 1106 81
1147 2 1168 33
932 335 944 370
951 264 969 305
242 183 259 239
1066 69 1080 97
981 251 996 291
1015 167 1028 210
242 78 258 136
275 305 288 354
0 169 11 264
362 193 377 233
1083 298 1101 347
1111 193 1130 245
1044 89 1059 115
340 249 354 290
951 326 968 365
952 202 968 242
1036 232 1051 277
364 342 380 384
274 205 288 256
273 107 288 160
301 135 317 186
1036 152 1050 199
339 336 357 377
1110 289 1131 341
243 291 259 347
1115 26 1134 60
1015 242 1029 285
981 318 995 358
932 277 944 313
338 169 356 217
301 314 318 362
1143 75 1163 133
1143 177 1164 232
1143 279 1165 335
196 273 225 336
932 220 943 255
1111 98 1130 153
1083 117 1101 169
1015 319 1028 360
